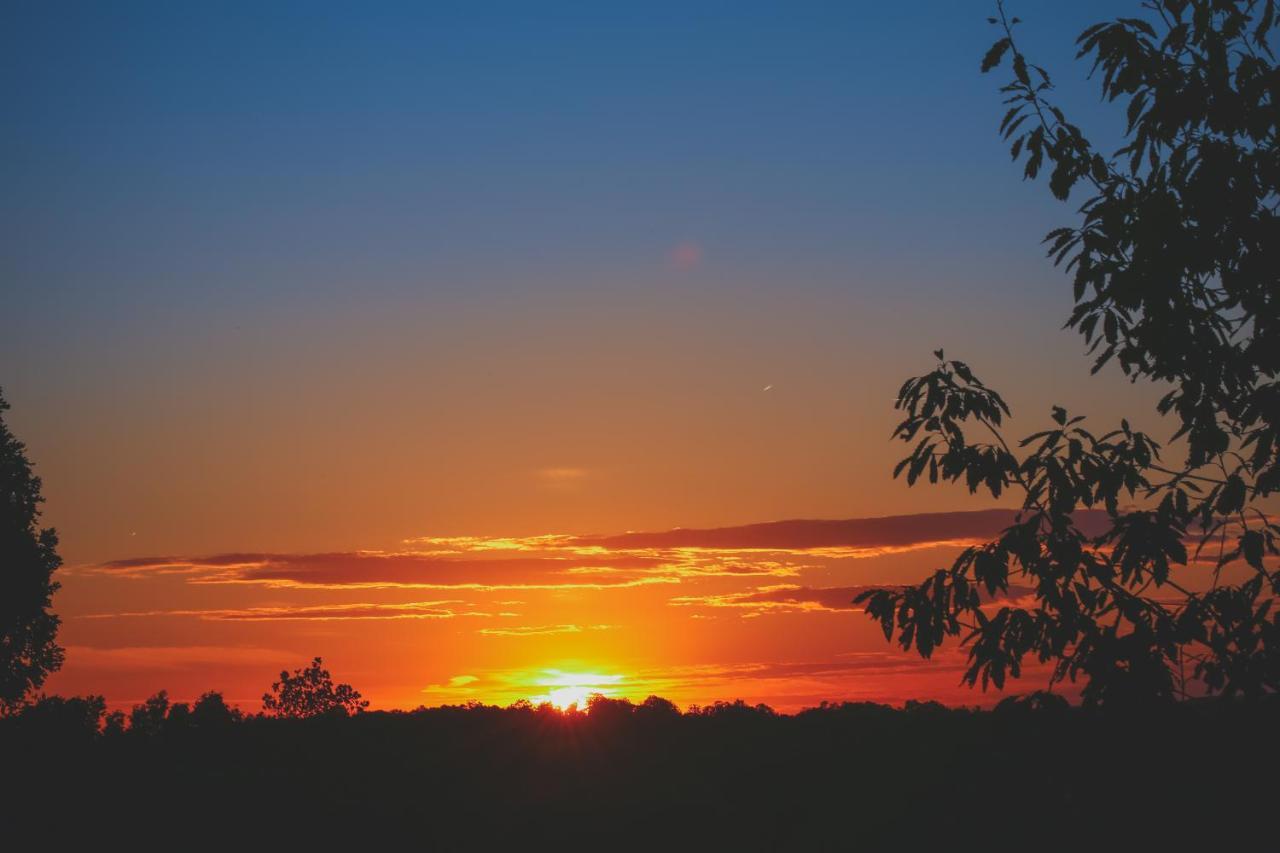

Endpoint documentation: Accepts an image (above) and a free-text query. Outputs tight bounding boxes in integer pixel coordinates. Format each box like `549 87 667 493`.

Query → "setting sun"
527 671 624 710
545 686 593 710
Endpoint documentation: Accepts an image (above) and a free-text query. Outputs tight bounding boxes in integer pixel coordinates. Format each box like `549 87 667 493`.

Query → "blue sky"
1 0 1157 564
5 0 1126 313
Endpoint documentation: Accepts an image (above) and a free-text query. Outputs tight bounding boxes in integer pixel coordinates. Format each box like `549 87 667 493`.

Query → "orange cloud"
571 510 1109 552
91 551 678 589
54 510 1112 712
80 601 496 621
536 467 590 489
477 624 613 637
88 510 1091 591
670 582 1040 616
670 584 874 613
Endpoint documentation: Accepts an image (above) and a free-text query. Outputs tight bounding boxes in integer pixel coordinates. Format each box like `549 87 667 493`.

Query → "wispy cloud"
91 551 683 590
572 509 1109 552
670 582 1039 617
477 624 613 637
670 584 875 614
535 467 591 489
86 510 1067 592
80 601 496 622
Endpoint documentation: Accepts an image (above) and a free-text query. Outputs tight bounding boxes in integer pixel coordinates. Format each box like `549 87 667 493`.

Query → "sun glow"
526 670 625 710
544 685 595 709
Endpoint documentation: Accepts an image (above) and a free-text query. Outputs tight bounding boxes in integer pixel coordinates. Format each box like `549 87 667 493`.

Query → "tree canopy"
859 0 1279 704
0 389 64 712
262 657 369 718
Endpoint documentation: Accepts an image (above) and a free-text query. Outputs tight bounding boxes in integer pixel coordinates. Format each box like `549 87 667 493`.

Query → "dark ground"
4 694 1275 849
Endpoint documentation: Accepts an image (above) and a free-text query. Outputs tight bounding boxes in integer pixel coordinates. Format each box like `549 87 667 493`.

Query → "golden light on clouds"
48 510 1117 709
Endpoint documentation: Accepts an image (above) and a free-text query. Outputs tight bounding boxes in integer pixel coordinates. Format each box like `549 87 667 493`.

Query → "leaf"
1241 531 1265 572
1012 53 1030 85
982 38 1012 73
1257 0 1276 43
1049 161 1075 200
1216 475 1247 516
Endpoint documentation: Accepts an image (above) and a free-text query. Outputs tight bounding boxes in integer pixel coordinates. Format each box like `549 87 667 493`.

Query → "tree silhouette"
129 690 170 736
858 0 1279 704
103 709 126 737
190 690 241 728
262 657 369 718
0 389 64 713
3 687 1277 845
13 694 105 739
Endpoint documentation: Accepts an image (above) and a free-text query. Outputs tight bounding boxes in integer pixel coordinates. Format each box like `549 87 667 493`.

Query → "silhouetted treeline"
3 692 1274 847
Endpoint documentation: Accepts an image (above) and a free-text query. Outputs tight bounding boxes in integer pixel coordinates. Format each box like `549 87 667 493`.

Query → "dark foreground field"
5 694 1276 849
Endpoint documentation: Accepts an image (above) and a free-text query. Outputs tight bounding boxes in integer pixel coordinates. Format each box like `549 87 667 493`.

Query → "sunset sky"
3 1 1178 711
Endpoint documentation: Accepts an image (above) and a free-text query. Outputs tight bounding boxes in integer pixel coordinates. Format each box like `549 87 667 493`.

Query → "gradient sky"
2 1 1181 711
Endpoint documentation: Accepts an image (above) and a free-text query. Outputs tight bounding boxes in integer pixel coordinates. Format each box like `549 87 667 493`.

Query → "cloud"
572 509 1109 553
670 584 877 613
92 551 680 590
536 467 590 489
667 240 703 270
400 509 1115 560
671 582 1040 616
84 510 1087 593
477 624 613 637
80 601 496 622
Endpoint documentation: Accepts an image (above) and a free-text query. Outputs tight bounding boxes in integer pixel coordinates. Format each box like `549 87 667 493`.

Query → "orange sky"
20 283 1184 713
17 283 1184 713
20 287 1184 713
37 506 1143 712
